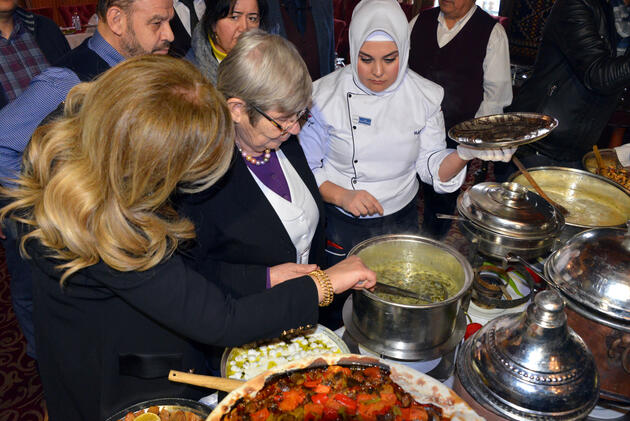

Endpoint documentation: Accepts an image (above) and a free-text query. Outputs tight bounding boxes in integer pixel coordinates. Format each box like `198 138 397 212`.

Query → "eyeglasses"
249 104 310 136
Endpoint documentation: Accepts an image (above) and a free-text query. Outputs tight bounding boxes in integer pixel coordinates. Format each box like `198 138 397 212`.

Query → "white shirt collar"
437 4 477 32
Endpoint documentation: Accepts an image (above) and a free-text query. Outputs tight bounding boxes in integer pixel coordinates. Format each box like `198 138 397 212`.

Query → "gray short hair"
217 29 312 123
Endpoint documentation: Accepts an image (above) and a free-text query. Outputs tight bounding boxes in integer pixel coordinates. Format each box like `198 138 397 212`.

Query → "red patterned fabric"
57 4 97 27
26 7 54 20
0 245 46 421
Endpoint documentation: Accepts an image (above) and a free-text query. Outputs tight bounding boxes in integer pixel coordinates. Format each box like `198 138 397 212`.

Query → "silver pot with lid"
454 290 599 420
542 226 630 402
456 182 565 259
544 226 630 330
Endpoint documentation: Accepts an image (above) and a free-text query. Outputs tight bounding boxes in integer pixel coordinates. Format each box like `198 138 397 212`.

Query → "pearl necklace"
239 147 271 166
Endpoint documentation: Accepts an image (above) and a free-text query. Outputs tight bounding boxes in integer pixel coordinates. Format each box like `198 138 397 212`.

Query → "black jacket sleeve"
548 0 630 95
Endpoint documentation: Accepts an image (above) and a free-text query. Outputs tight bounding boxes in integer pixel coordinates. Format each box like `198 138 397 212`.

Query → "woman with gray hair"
180 30 347 327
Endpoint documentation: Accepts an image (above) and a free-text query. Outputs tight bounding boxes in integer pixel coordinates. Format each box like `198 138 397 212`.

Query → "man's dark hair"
97 0 134 19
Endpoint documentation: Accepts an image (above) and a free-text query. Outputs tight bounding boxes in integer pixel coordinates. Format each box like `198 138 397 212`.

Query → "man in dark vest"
0 0 174 361
408 0 512 239
169 0 204 57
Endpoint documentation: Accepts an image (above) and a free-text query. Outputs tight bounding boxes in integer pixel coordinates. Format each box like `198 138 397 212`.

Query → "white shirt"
248 150 319 263
173 0 205 35
409 5 512 117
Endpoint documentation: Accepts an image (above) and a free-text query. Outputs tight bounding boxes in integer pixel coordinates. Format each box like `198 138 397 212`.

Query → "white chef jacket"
299 67 466 218
409 5 512 117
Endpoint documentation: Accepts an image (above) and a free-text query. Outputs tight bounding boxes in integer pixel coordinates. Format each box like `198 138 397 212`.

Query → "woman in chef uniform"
299 0 516 265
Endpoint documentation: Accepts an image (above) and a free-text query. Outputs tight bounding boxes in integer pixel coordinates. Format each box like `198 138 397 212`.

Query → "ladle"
512 156 570 216
373 282 435 302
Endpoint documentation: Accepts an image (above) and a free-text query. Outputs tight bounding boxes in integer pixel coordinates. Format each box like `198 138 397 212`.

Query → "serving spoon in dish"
373 282 435 303
512 156 570 217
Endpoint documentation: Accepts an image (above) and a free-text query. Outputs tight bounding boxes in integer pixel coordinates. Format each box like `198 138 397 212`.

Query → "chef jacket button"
348 93 352 98
354 160 358 163
352 126 356 130
352 179 357 184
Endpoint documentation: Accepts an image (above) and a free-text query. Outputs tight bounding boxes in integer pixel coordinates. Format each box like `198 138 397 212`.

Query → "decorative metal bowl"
448 112 558 149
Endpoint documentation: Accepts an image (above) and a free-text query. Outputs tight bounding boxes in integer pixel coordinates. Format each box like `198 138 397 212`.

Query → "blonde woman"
0 55 375 421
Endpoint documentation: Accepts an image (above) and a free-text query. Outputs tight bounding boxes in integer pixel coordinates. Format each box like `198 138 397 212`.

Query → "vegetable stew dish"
208 354 482 421
221 365 444 420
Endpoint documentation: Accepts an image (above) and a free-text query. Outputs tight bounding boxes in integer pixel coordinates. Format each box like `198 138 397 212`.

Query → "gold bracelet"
310 269 334 307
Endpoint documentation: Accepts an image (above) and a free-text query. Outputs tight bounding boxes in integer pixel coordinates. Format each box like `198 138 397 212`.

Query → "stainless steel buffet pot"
456 181 565 259
508 226 630 403
508 167 630 241
546 227 630 402
344 234 474 360
454 290 600 420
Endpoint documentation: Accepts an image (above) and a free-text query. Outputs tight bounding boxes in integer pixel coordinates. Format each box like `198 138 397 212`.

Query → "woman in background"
0 55 375 421
187 0 266 83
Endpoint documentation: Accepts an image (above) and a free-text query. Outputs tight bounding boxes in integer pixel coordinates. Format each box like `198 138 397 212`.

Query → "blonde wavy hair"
0 55 234 284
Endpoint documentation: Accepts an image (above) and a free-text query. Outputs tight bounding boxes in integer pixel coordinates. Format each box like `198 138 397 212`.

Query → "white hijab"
349 0 410 96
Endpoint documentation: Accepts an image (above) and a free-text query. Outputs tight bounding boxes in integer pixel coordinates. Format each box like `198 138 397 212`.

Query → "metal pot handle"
504 253 560 290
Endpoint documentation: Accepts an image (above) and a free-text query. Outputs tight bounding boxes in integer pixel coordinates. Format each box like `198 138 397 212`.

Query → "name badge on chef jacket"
298 247 310 264
358 116 372 126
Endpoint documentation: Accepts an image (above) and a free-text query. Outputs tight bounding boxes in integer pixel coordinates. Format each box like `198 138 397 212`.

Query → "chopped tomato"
334 394 357 410
380 392 398 406
311 393 329 405
357 393 379 403
325 398 344 411
328 365 352 376
314 384 331 394
251 408 270 421
304 380 321 388
362 366 381 379
323 406 340 421
400 407 429 421
304 403 324 420
278 389 306 412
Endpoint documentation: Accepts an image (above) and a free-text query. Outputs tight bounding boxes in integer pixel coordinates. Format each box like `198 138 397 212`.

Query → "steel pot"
344 234 473 360
456 181 564 259
454 290 600 420
508 167 630 243
545 226 630 402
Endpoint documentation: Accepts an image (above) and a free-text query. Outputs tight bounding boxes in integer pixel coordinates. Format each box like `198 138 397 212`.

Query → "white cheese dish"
221 325 349 380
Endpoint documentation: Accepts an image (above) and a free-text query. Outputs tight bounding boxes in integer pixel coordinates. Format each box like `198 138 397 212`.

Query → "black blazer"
179 136 326 297
29 240 319 421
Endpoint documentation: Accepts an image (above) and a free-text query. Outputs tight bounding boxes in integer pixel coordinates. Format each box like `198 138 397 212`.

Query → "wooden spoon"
512 156 570 217
593 145 605 174
168 370 244 392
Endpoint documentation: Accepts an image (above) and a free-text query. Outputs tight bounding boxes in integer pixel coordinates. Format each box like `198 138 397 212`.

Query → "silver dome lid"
456 290 599 420
545 227 630 324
